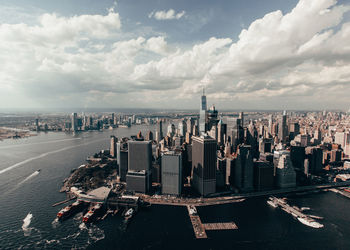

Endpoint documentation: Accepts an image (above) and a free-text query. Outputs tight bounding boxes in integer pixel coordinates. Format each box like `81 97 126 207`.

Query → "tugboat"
57 200 86 221
82 203 103 223
267 197 278 208
124 208 134 219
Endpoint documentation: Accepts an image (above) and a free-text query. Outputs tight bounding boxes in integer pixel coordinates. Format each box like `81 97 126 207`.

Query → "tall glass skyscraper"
199 88 207 135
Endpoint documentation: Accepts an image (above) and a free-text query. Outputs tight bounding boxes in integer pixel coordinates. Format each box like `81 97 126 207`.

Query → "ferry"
57 200 85 221
82 203 103 223
267 196 324 229
267 199 278 208
297 217 324 228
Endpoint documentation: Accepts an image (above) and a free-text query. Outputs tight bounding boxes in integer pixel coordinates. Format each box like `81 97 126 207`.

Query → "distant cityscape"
2 90 350 197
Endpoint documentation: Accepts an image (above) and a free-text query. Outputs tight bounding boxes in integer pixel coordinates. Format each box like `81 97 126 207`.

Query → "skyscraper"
157 120 163 142
71 112 78 132
278 111 288 143
167 123 175 137
305 146 323 174
126 140 152 193
187 118 194 135
199 88 207 135
239 112 244 127
117 141 128 182
178 120 186 136
276 153 296 188
268 114 273 135
110 135 117 158
217 118 227 145
161 151 183 195
231 118 244 152
192 135 217 196
234 145 253 192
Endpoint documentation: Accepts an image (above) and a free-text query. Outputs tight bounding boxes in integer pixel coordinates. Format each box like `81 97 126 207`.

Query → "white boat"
267 200 278 208
297 217 324 228
189 206 197 215
125 208 134 217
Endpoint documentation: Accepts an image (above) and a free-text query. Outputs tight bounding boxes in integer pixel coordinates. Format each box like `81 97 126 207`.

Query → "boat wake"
79 223 87 230
0 138 106 175
22 213 33 236
17 170 40 186
3 170 41 195
0 137 82 150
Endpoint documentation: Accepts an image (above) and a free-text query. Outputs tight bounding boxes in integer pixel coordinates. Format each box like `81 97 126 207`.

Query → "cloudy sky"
0 0 350 111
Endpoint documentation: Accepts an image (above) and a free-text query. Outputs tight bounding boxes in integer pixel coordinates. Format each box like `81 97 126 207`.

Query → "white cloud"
148 9 185 20
1 0 350 110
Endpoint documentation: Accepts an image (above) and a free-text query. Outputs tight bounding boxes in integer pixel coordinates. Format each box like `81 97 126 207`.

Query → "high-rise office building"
207 105 219 132
167 123 175 137
259 138 272 153
128 140 152 172
275 153 296 188
217 118 227 145
35 118 40 131
231 118 244 152
71 112 78 132
234 145 254 192
161 151 182 195
192 135 217 196
253 160 274 191
239 112 244 127
216 157 226 188
178 120 186 136
290 146 305 171
117 141 128 181
305 146 323 174
126 140 152 193
289 122 300 141
186 118 193 135
278 111 288 143
157 120 163 142
268 114 273 135
199 89 207 135
273 150 290 176
110 135 117 158
145 131 153 141
335 131 350 157
226 157 235 186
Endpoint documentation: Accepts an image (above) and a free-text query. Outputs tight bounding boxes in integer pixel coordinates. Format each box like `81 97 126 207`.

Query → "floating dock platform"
203 222 238 231
186 205 207 239
186 205 238 239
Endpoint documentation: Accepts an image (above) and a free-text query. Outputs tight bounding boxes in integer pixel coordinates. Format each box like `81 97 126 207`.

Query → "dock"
186 205 207 239
268 196 323 228
330 188 350 199
52 196 76 207
186 205 238 239
203 222 238 230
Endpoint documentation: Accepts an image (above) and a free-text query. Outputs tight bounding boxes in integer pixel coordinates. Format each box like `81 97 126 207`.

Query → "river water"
0 125 349 249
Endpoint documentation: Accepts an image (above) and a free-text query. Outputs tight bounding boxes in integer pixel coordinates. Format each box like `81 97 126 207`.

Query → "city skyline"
1 0 350 110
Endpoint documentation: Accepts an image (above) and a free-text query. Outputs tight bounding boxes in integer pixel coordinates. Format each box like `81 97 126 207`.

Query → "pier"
329 188 350 199
203 222 238 231
52 196 76 207
186 205 207 239
268 196 323 228
186 205 238 239
139 180 350 207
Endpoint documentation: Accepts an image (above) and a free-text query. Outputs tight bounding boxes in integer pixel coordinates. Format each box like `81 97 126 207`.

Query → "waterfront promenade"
139 181 350 207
